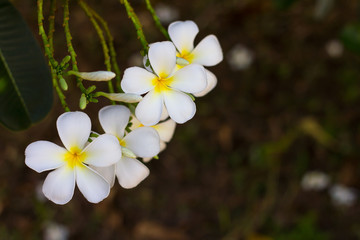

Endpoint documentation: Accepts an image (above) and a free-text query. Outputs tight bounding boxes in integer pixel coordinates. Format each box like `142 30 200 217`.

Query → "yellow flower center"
64 147 86 169
119 138 127 147
177 51 194 64
152 76 173 93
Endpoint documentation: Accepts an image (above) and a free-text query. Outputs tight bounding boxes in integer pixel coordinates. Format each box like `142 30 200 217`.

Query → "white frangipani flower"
130 115 176 162
121 41 207 126
25 112 122 204
168 20 223 97
94 105 160 188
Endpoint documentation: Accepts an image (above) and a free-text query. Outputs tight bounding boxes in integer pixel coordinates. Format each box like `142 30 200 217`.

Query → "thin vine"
37 0 70 111
144 0 170 40
90 8 123 92
78 0 115 95
63 0 86 93
120 0 149 54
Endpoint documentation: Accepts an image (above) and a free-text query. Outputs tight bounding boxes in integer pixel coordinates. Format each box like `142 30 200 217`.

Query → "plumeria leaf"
0 0 53 130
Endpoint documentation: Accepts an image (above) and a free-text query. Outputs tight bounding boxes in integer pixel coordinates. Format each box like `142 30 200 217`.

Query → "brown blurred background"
1 0 360 239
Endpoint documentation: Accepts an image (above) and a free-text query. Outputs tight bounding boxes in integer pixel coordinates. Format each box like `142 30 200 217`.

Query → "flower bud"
69 71 116 81
86 85 96 94
60 55 71 66
122 147 137 159
59 76 68 91
103 93 142 103
176 56 190 66
79 93 87 110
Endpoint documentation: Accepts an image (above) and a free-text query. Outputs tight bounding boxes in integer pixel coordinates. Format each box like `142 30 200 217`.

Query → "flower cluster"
25 20 222 204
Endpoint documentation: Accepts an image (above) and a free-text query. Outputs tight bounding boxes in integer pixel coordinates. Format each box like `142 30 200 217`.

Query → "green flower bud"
122 147 137 159
176 56 190 66
59 76 68 91
86 85 97 94
79 93 87 110
60 55 71 66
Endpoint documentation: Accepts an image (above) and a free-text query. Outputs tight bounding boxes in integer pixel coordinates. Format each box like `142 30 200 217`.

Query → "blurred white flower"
325 39 343 58
44 222 69 240
155 3 179 24
329 184 357 207
301 171 330 191
36 181 46 202
227 44 254 71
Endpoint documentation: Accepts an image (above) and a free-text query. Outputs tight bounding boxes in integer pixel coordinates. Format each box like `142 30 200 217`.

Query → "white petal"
160 104 169 121
135 90 163 126
170 64 207 94
143 55 153 72
25 141 67 173
57 112 91 152
42 166 75 205
76 165 110 203
153 119 176 142
99 105 130 138
91 165 116 187
82 134 122 167
142 157 152 163
123 127 160 158
160 140 167 152
142 140 166 163
163 90 196 124
115 157 149 189
194 69 217 97
148 41 176 78
168 20 199 54
121 67 156 94
191 35 223 66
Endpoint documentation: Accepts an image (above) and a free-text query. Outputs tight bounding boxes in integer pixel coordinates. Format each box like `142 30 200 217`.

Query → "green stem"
78 0 114 94
121 0 149 54
144 0 170 40
37 0 58 67
38 0 69 111
48 0 56 53
51 66 70 111
90 7 123 92
63 0 86 93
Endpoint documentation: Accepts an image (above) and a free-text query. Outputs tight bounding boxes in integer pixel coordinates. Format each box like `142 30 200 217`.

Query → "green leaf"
0 0 53 130
341 23 360 55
